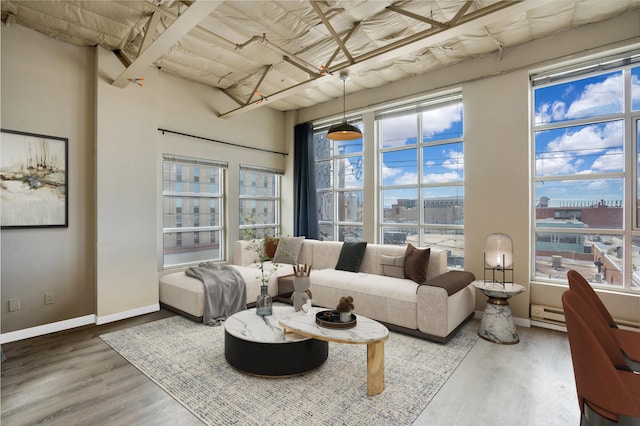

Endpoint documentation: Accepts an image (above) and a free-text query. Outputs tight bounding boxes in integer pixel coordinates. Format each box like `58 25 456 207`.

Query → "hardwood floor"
1 310 580 425
1 310 202 426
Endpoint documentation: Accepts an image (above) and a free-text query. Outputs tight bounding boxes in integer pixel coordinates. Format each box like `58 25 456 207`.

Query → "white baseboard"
531 319 567 332
0 314 96 344
96 303 159 325
0 303 161 344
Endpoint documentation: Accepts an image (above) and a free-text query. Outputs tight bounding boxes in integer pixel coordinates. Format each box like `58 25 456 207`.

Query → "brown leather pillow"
404 243 431 284
264 237 279 260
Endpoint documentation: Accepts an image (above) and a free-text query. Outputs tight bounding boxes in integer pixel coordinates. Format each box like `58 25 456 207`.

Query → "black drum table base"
225 331 328 377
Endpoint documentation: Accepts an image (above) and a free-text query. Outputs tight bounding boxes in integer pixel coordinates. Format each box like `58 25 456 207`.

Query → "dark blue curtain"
294 122 319 239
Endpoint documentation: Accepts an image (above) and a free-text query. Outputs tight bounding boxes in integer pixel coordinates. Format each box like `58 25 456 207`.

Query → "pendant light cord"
342 78 347 122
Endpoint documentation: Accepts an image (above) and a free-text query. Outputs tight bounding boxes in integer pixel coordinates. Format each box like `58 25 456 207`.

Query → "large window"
239 165 282 237
162 154 225 268
313 117 364 242
532 54 640 290
377 93 465 268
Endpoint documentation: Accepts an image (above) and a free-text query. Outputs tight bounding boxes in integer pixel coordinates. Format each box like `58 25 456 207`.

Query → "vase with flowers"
241 216 286 316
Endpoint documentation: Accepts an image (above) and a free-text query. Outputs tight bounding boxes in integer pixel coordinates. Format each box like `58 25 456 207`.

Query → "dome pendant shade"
326 121 362 140
327 71 362 141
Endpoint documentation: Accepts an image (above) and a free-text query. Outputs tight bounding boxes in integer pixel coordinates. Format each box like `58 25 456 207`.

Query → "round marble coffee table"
224 306 328 377
473 280 525 344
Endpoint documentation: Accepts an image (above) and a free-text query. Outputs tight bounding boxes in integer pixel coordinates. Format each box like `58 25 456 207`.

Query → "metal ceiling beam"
145 2 320 85
310 1 355 64
219 0 556 118
112 0 222 88
386 5 449 29
246 65 273 105
138 10 162 56
450 1 475 25
325 21 361 71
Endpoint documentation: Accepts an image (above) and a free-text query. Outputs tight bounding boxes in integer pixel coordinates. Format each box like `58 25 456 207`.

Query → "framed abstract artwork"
1 129 68 228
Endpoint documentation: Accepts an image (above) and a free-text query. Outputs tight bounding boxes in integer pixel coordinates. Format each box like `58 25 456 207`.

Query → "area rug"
101 314 478 426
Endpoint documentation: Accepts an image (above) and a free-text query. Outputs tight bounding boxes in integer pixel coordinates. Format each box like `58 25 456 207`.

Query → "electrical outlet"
44 292 55 305
8 298 21 312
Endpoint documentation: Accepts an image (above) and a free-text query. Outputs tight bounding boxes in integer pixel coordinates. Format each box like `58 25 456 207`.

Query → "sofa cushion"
380 254 405 279
272 236 305 264
264 237 279 259
335 242 368 272
404 244 431 284
308 270 419 329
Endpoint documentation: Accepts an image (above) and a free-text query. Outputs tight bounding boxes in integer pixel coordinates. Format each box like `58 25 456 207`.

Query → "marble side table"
473 280 525 344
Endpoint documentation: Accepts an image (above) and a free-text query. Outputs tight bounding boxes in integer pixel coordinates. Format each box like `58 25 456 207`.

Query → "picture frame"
1 129 68 228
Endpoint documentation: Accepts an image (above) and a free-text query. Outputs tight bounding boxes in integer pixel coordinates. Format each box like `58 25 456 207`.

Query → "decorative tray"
315 310 357 329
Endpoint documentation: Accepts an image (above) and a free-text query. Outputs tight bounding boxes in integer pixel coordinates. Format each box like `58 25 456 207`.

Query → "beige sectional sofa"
233 239 476 342
159 238 475 342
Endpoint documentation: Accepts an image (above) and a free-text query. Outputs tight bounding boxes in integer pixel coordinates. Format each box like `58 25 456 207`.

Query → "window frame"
530 55 640 291
162 154 226 269
313 117 365 242
238 164 282 238
376 92 465 269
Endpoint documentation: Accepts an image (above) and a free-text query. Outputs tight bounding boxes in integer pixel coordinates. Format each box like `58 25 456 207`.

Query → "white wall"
94 46 160 321
1 24 287 334
1 24 95 332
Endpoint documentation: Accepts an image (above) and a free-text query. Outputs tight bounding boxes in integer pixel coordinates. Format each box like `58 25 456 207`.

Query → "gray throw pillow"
272 236 305 264
380 254 405 279
335 242 368 273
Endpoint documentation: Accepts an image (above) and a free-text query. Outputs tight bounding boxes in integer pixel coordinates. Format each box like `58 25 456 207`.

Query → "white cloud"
393 172 418 185
422 103 462 137
381 115 417 148
546 120 622 153
566 74 622 118
538 121 622 175
423 171 461 184
442 148 464 170
591 149 623 172
535 101 567 124
536 74 623 123
536 151 578 175
382 165 401 179
585 179 609 192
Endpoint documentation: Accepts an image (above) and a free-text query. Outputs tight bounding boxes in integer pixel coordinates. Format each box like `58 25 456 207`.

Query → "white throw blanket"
185 262 247 326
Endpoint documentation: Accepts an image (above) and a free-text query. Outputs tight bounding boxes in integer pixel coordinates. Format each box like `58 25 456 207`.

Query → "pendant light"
327 72 362 141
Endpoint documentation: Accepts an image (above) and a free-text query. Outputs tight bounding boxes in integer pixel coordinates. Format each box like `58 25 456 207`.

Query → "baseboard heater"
531 304 640 331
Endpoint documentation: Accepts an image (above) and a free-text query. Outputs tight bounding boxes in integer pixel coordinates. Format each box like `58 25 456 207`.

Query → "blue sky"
534 67 639 206
380 102 463 208
321 66 640 210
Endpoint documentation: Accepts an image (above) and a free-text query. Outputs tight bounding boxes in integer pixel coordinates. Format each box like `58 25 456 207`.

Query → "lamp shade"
484 233 513 268
327 121 362 140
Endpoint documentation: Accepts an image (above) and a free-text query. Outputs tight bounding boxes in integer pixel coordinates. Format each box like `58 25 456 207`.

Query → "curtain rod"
158 128 288 157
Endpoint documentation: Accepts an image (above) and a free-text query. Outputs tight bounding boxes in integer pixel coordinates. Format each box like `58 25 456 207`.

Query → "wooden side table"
280 310 389 396
472 280 525 344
